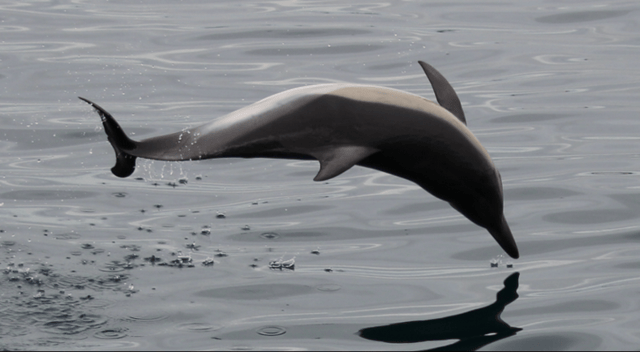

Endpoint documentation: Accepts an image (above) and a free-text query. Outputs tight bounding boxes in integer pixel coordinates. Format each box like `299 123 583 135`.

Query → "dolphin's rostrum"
80 61 519 259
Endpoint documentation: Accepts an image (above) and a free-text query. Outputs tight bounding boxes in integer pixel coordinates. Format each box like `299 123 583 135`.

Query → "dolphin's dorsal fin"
312 146 378 181
418 61 466 125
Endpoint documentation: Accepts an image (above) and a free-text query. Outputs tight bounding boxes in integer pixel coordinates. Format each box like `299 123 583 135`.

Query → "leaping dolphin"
80 61 519 259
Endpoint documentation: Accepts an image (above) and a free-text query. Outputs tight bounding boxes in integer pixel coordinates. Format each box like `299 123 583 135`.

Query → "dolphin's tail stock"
79 97 138 178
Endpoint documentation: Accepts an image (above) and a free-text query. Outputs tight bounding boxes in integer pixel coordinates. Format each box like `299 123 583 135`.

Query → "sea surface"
1 0 639 350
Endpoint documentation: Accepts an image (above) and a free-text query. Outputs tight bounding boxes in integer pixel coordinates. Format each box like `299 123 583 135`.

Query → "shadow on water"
358 272 521 351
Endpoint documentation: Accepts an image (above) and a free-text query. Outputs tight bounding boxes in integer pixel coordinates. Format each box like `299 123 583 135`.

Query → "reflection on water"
359 272 521 350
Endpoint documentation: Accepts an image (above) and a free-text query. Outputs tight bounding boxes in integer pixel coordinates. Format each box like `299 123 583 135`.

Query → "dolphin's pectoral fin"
418 60 466 125
312 146 378 182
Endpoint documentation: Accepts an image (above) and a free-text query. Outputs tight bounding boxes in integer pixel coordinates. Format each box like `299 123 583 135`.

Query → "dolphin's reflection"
358 272 521 351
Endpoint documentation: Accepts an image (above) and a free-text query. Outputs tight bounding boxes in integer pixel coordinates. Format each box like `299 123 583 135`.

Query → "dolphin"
79 60 519 259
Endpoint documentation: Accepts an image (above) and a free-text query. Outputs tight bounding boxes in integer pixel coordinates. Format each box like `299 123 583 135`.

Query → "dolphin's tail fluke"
79 97 138 178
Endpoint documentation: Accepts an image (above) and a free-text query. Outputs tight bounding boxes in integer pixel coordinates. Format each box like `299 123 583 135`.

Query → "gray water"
1 0 639 350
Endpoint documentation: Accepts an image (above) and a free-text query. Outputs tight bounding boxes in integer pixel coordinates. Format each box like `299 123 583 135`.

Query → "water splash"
490 255 504 268
269 256 295 270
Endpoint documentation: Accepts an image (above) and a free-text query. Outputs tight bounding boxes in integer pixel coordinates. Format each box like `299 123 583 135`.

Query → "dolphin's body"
80 61 519 258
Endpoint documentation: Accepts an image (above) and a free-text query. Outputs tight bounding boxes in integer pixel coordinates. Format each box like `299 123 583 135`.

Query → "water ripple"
93 327 128 339
177 322 222 332
256 325 286 336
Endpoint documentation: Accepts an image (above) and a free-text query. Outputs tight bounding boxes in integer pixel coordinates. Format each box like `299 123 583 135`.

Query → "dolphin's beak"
489 214 519 259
